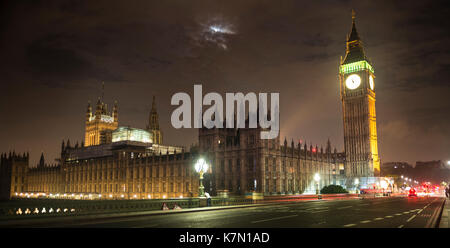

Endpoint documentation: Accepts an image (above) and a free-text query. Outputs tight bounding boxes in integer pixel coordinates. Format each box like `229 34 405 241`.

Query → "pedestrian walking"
205 192 211 206
445 185 450 199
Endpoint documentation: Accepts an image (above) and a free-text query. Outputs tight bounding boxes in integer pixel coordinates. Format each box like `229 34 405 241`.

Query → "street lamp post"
314 173 320 196
195 158 209 198
354 178 360 194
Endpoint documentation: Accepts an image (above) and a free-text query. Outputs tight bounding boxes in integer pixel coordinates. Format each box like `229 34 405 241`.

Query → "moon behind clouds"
192 15 237 50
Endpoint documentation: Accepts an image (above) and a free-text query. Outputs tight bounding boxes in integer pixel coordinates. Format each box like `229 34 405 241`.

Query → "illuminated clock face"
369 75 375 90
345 74 361 90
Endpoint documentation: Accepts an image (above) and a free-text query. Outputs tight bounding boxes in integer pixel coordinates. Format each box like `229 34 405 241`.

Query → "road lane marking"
374 217 384 221
276 207 290 210
343 223 356 227
385 215 393 218
418 209 423 214
337 206 352 209
306 207 329 211
131 223 159 228
398 225 404 228
251 214 298 224
403 211 410 214
395 213 402 216
406 215 417 222
360 220 371 223
311 210 329 214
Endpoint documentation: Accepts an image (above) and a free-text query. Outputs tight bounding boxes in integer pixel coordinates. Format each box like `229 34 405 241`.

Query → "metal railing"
0 197 256 219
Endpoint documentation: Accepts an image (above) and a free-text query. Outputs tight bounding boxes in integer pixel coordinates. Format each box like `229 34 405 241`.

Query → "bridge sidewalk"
439 198 449 228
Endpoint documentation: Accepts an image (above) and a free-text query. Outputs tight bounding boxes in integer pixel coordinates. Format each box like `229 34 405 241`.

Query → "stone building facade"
199 125 346 196
1 144 199 200
26 153 62 194
1 110 346 200
1 131 345 200
0 152 28 200
58 142 198 199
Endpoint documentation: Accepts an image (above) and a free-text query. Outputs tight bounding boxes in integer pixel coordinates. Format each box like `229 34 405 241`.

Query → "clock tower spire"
147 96 163 145
340 10 380 180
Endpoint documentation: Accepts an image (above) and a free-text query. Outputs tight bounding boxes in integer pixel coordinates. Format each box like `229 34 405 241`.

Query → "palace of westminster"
0 12 381 200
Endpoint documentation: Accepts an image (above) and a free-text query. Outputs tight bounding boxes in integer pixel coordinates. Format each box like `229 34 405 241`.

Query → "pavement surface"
5 196 444 228
439 198 448 228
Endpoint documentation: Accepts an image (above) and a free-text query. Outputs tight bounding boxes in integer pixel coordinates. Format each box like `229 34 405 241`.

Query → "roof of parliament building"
63 140 184 162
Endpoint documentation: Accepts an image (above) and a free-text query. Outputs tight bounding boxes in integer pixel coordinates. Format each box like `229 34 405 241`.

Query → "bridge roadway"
9 196 442 228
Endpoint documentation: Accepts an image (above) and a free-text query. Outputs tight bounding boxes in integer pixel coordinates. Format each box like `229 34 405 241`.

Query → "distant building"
415 160 446 170
381 162 414 177
413 160 450 184
382 160 450 185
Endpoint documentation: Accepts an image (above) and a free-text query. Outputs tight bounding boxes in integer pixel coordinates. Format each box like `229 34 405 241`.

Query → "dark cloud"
25 34 127 88
26 34 94 85
301 33 334 47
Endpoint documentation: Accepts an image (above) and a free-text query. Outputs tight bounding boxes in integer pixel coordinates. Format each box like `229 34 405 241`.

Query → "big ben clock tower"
340 10 380 178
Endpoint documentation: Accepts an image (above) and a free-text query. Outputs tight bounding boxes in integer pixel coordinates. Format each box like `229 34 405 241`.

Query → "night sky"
1 0 449 167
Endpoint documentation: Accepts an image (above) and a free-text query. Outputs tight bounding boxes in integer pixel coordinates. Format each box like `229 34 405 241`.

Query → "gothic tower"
84 83 118 146
147 96 163 144
340 10 380 178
